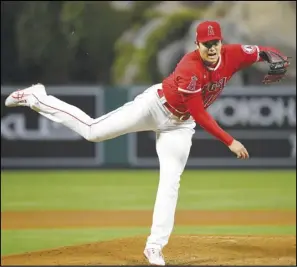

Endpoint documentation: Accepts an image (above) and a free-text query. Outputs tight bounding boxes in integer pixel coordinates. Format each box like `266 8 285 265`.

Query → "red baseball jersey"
161 44 281 146
162 44 261 111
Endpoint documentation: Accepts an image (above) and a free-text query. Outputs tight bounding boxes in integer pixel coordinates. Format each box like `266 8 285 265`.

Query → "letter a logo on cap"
208 25 214 36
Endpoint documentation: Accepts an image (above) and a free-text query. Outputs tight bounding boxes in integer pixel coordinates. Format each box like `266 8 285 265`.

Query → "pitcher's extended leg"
5 84 156 142
146 127 194 250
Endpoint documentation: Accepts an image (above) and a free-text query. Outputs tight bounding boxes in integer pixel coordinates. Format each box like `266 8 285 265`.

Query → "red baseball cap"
196 21 223 43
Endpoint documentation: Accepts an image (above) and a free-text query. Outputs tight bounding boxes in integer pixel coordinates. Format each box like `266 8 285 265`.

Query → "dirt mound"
2 235 296 266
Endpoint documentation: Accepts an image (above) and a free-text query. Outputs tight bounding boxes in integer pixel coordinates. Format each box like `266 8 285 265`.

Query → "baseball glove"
259 50 290 84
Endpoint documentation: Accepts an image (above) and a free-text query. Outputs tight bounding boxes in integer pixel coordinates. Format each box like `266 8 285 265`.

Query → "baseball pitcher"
5 21 290 265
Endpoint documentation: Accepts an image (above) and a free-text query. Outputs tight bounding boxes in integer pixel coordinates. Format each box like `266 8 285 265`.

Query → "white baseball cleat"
5 83 46 108
144 248 166 266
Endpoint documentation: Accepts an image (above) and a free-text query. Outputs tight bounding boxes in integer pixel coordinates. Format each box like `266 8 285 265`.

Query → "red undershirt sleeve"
182 92 234 146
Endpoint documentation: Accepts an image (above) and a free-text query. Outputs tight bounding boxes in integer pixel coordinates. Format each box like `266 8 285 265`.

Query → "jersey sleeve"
182 93 234 146
174 63 202 94
229 44 261 70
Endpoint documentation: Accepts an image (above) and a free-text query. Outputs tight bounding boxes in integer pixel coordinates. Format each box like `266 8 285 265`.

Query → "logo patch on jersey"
208 25 214 36
187 76 198 91
241 45 257 54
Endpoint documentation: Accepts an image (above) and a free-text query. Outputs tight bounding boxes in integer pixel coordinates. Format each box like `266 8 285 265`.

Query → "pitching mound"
1 235 296 266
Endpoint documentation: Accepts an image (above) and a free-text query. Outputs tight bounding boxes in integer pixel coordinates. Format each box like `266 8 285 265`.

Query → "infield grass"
2 225 296 256
1 169 296 256
1 170 296 211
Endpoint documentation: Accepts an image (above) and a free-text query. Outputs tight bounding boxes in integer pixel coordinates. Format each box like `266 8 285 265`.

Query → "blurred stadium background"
1 1 296 265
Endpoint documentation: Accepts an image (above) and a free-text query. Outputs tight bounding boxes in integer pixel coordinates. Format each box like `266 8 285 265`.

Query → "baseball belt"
157 89 191 121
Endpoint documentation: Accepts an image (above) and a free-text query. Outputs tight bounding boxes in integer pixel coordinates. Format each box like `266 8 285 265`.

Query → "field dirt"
1 210 296 266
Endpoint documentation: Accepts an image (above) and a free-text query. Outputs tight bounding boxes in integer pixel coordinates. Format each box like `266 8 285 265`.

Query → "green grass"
1 228 149 256
2 225 295 256
1 170 296 257
1 170 296 211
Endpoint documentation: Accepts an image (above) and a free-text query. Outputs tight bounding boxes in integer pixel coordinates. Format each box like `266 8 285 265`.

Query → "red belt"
157 89 191 121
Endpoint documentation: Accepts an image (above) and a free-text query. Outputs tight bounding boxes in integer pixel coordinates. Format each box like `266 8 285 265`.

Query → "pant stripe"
32 94 129 127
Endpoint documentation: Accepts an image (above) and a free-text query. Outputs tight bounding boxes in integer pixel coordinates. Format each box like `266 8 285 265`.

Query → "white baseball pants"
30 83 196 249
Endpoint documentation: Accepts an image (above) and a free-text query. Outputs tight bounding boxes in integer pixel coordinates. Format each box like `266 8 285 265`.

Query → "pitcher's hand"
228 139 249 159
